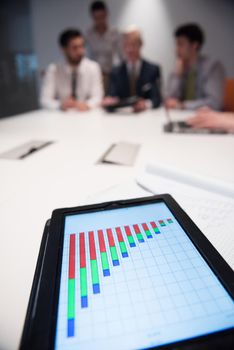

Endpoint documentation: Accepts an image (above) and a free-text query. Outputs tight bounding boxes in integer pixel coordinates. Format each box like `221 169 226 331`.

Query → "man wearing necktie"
103 26 161 112
165 23 225 111
40 29 104 111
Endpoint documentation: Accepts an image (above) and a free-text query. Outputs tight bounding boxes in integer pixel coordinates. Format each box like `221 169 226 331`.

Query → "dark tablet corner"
19 194 234 350
103 96 140 112
163 121 228 134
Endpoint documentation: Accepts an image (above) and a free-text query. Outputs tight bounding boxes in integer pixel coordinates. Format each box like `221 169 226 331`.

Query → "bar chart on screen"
55 202 234 350
66 219 168 337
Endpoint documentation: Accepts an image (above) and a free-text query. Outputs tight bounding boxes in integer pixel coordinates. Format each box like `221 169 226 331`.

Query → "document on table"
137 164 234 269
85 163 234 270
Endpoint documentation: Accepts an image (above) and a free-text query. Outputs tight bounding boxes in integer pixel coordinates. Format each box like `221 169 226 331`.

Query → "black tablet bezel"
20 194 234 350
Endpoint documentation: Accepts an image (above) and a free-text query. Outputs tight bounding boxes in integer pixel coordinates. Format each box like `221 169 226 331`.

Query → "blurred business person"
103 26 161 112
86 1 122 92
165 23 225 111
186 107 234 133
40 29 103 111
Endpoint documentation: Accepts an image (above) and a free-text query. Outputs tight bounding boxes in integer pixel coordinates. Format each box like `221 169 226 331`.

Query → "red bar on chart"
89 231 97 260
69 234 76 279
107 228 115 246
98 229 106 252
116 227 124 241
133 224 140 234
80 232 86 268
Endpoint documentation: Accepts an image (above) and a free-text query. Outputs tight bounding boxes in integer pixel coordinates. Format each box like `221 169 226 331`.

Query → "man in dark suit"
102 26 161 112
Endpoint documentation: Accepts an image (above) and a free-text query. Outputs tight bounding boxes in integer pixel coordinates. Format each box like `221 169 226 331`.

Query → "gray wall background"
30 0 234 86
0 0 38 118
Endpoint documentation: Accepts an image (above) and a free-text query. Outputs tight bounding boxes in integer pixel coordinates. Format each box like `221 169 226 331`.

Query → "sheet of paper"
101 142 140 166
136 172 234 269
84 180 150 205
146 162 234 199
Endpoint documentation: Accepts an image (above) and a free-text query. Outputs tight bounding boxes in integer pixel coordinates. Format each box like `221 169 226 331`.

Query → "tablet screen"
55 201 234 350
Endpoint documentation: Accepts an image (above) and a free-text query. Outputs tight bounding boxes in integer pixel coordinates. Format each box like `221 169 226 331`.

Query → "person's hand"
164 98 183 110
61 97 77 110
61 98 90 112
75 101 90 112
186 108 234 132
133 99 147 113
175 58 185 76
102 96 120 107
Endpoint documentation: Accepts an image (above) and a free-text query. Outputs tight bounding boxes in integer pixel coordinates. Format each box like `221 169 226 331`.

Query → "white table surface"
0 107 233 350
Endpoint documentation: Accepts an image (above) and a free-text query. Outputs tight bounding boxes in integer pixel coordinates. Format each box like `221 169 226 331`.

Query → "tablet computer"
20 194 234 350
163 108 228 134
163 121 228 134
103 96 140 112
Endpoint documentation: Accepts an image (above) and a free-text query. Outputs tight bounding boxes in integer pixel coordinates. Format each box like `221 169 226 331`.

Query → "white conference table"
0 107 233 350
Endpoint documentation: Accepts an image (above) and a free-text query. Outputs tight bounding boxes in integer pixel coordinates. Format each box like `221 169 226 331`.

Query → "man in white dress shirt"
40 29 104 111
